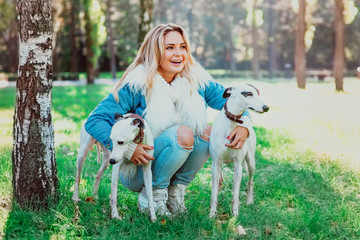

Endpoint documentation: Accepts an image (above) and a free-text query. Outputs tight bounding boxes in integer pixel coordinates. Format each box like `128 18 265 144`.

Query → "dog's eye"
117 141 124 145
241 91 253 97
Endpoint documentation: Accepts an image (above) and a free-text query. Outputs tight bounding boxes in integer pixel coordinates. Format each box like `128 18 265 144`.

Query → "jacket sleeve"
85 84 140 150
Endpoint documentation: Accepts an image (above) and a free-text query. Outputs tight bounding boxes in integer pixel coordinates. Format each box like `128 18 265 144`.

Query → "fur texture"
121 64 211 137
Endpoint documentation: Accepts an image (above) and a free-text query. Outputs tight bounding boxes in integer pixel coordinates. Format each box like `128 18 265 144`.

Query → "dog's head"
109 113 145 165
223 84 269 113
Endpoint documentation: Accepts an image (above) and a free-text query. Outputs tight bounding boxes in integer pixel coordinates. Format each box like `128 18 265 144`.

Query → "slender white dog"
209 84 269 218
72 113 156 221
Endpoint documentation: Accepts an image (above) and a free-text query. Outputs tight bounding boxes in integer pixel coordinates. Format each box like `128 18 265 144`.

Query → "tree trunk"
333 0 344 91
84 0 96 84
157 0 167 24
105 0 117 80
225 3 236 74
138 0 153 48
13 0 58 207
295 0 306 89
51 0 64 74
251 0 260 79
69 0 79 73
4 27 18 73
267 0 276 79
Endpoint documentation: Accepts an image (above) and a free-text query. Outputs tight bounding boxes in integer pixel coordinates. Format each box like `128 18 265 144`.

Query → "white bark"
13 0 57 205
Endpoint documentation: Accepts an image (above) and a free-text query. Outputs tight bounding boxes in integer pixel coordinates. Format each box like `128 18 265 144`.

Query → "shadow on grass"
3 123 360 239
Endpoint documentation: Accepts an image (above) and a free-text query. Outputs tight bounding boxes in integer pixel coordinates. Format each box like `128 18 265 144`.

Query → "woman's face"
158 31 188 83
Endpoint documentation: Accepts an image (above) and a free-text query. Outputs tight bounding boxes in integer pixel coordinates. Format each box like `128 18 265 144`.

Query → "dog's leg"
142 163 156 222
96 142 101 164
110 160 121 219
210 156 222 218
232 158 243 216
92 146 111 200
72 132 96 202
245 152 255 204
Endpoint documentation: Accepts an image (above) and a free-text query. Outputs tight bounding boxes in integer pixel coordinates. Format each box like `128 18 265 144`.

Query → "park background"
1 0 360 239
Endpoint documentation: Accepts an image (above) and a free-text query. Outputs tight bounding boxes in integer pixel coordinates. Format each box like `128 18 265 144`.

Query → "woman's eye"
180 45 186 49
166 46 173 50
117 141 124 145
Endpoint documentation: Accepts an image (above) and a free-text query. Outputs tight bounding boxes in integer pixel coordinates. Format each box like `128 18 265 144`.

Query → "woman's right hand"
131 144 155 166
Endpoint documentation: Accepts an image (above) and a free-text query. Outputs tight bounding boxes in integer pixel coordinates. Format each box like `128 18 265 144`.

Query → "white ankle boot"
167 184 187 214
138 187 172 217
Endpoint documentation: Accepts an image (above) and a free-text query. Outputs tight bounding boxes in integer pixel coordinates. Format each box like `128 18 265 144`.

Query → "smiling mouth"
171 60 182 64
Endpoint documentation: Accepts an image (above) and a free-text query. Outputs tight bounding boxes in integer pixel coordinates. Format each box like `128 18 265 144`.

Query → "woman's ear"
223 87 233 98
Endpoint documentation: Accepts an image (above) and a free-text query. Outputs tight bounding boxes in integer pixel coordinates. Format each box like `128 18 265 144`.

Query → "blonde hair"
112 23 198 102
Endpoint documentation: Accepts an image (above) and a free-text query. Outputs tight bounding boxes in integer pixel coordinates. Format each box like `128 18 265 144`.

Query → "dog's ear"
223 87 233 98
114 113 123 121
132 118 145 129
246 84 260 95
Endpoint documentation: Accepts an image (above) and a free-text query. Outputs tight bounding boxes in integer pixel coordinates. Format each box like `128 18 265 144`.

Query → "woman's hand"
131 144 155 165
225 126 249 149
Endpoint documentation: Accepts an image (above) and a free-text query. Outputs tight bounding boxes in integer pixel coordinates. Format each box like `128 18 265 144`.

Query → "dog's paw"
111 212 123 220
246 198 254 205
209 211 217 218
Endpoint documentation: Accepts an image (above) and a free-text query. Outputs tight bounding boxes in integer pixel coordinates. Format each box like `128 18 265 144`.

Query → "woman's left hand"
225 126 249 149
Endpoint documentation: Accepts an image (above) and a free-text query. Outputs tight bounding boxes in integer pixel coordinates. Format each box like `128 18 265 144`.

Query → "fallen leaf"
85 196 95 203
160 219 166 225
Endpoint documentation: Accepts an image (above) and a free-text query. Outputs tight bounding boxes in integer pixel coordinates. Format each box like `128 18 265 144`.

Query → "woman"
85 24 251 216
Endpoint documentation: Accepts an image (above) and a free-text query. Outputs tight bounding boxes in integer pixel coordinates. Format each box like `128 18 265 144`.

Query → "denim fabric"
119 125 209 192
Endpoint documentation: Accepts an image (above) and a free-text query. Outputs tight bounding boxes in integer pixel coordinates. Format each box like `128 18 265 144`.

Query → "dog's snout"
263 105 269 112
109 159 116 165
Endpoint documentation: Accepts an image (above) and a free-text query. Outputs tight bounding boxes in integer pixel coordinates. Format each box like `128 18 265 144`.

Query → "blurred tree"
83 0 106 83
0 0 17 73
295 0 306 89
104 0 117 80
333 0 344 91
13 0 58 207
267 0 276 78
246 0 263 79
2 0 360 76
68 0 80 73
111 0 138 70
138 0 153 47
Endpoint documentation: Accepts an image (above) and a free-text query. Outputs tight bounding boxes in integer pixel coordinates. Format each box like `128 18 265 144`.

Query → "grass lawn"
0 77 360 239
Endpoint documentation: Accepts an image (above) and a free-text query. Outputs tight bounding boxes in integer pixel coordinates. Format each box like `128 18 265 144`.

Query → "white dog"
72 113 156 222
209 84 269 218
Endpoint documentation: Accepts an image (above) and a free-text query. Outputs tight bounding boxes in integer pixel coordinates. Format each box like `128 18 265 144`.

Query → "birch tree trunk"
13 0 58 207
295 0 306 89
333 0 344 91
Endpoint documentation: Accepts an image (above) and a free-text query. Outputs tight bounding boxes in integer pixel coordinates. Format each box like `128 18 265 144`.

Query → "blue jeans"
119 125 209 192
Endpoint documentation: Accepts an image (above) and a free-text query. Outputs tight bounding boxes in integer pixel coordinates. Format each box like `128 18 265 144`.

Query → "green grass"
1 84 360 239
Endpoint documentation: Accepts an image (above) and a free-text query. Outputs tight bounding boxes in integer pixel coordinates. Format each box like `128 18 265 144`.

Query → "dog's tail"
96 142 101 164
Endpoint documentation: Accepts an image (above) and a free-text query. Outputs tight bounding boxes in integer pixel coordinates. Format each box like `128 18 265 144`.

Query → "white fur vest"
121 65 212 138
